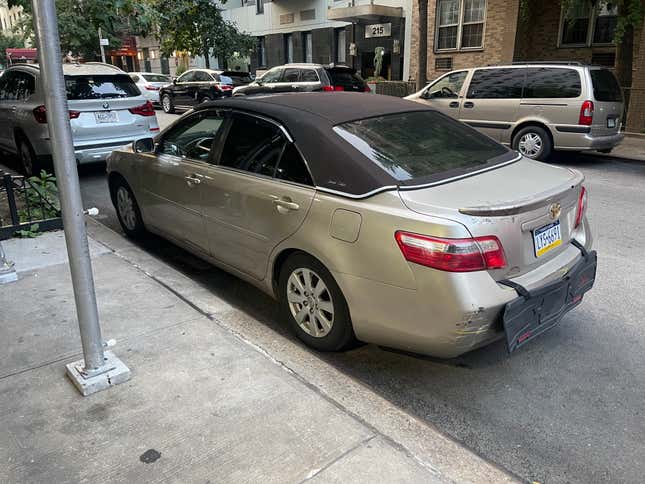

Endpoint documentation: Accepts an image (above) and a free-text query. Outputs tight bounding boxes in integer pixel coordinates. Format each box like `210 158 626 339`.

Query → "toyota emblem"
102 101 110 110
549 202 561 220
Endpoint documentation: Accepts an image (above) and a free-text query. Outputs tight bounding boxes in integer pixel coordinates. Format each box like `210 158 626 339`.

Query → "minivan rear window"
65 74 140 100
334 111 509 184
590 69 622 102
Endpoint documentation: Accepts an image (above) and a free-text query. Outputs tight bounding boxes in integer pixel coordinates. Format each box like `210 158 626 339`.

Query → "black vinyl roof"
196 92 431 196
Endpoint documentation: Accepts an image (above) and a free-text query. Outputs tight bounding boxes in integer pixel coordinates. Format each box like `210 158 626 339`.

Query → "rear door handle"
463 101 475 108
185 175 201 186
449 101 459 108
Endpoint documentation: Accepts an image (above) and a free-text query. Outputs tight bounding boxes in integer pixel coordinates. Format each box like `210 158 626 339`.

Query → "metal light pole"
31 0 130 396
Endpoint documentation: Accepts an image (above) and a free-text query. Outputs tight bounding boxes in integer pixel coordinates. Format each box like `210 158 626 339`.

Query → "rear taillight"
128 100 155 117
579 100 594 125
33 105 80 123
574 186 587 228
395 231 507 272
364 85 371 92
322 85 345 92
220 84 233 90
144 84 160 91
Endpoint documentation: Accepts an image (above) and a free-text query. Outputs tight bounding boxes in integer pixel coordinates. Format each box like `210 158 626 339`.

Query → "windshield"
334 111 510 184
65 74 140 99
590 69 622 102
142 74 170 83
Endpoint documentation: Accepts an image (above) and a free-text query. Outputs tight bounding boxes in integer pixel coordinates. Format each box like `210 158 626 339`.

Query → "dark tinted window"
142 74 171 83
65 74 140 99
222 71 252 84
590 69 622 102
275 144 313 185
178 71 195 82
159 111 224 161
326 68 365 91
301 69 319 82
220 115 283 174
524 68 581 98
193 71 212 82
282 68 300 82
467 68 525 99
130 74 140 83
0 71 17 100
334 111 508 183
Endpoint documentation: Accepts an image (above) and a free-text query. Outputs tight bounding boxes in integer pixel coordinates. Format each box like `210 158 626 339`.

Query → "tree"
8 0 154 60
152 0 254 69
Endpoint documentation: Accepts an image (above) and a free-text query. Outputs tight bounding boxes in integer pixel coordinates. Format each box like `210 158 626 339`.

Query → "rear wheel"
161 93 175 114
111 177 146 238
279 253 357 352
17 137 40 177
512 126 552 161
200 95 212 104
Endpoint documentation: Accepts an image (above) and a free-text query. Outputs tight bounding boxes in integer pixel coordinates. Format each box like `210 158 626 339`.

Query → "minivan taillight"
395 232 507 272
574 186 587 228
128 100 155 117
33 105 80 123
579 100 594 125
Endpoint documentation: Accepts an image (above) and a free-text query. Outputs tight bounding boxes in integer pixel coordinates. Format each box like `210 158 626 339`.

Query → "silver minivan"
406 63 624 161
0 62 160 175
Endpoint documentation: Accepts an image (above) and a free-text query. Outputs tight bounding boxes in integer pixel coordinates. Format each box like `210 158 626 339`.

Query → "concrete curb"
85 217 522 484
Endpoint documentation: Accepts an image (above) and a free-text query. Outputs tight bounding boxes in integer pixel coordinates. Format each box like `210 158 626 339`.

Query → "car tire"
17 136 40 177
278 252 358 352
110 177 146 238
161 93 175 114
512 126 552 161
200 95 212 104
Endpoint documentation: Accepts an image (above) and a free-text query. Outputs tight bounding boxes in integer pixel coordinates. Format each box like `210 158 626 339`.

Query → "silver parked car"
406 62 624 161
107 93 596 358
129 71 172 106
0 62 160 175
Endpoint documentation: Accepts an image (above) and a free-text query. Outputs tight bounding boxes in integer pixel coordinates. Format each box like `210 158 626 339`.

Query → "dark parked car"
233 64 369 96
160 68 234 113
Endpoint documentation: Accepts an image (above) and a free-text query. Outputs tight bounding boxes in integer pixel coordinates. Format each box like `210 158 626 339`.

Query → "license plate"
607 118 616 128
533 221 562 257
94 111 118 123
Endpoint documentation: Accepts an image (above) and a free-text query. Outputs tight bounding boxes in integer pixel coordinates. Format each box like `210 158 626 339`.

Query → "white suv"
0 62 159 175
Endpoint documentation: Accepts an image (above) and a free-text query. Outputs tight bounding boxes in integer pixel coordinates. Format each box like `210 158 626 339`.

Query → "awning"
6 48 37 60
327 4 403 22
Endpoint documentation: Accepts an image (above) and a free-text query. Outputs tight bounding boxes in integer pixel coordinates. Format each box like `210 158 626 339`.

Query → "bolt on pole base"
66 350 131 396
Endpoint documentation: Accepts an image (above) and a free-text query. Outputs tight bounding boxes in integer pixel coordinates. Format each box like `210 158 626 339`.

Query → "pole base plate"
65 350 131 396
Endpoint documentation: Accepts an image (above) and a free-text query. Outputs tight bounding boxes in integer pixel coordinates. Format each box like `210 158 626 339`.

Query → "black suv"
160 69 247 113
233 64 369 96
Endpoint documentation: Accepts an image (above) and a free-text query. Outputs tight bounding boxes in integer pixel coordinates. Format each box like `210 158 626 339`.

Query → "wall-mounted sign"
365 23 391 39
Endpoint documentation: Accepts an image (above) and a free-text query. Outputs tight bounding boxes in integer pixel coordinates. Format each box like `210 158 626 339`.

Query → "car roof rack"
82 62 125 72
510 61 585 66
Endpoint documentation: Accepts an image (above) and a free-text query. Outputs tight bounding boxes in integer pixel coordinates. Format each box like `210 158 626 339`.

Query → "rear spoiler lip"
458 169 584 217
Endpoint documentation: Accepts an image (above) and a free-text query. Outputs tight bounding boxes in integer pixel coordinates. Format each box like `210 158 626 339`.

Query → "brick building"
410 0 645 132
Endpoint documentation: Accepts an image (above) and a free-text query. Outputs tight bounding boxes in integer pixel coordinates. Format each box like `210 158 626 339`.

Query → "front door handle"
271 196 299 211
449 101 459 108
185 175 201 186
463 101 475 108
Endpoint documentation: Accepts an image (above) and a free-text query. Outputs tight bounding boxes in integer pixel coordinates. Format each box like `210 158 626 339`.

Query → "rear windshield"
326 68 365 91
222 71 252 83
65 74 140 100
590 69 622 102
334 111 510 185
142 74 170 83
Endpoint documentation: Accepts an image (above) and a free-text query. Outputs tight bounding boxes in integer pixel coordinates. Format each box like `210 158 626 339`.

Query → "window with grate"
435 57 453 70
300 9 315 21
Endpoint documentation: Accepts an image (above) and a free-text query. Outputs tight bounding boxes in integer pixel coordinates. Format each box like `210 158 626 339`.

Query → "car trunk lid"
398 158 584 280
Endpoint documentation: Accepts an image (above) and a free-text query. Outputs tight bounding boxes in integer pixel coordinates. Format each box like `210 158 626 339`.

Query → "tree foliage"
151 0 255 66
8 0 155 60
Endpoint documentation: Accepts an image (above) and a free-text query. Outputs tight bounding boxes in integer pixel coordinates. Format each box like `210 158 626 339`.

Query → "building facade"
222 0 413 81
410 0 645 132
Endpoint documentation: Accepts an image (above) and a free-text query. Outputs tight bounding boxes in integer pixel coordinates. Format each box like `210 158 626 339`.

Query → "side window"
219 114 284 175
177 71 195 83
425 71 467 98
275 144 313 186
159 111 225 161
282 68 300 83
260 68 282 84
15 72 35 101
0 72 18 101
194 71 211 82
130 74 140 83
301 69 319 82
467 68 525 99
523 68 581 98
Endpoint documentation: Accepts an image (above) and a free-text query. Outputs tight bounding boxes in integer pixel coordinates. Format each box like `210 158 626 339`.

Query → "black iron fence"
0 173 63 240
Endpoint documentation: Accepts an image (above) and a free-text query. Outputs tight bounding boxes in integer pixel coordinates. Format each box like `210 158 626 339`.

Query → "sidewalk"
0 224 518 483
590 134 645 162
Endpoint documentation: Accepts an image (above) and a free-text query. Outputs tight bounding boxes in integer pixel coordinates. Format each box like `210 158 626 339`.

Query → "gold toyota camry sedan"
107 93 597 358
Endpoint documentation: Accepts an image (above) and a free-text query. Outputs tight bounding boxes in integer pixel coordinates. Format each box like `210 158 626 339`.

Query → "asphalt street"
8 110 645 483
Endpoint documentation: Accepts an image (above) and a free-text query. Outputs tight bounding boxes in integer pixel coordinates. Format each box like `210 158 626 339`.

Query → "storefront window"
436 0 486 51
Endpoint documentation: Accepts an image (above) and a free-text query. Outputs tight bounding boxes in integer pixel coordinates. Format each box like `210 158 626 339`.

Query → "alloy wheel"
518 132 543 158
162 95 171 112
116 186 137 231
287 268 334 338
19 142 34 176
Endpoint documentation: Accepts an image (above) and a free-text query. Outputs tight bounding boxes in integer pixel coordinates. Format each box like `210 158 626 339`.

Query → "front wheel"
278 253 357 352
161 93 175 114
17 137 40 177
512 126 552 161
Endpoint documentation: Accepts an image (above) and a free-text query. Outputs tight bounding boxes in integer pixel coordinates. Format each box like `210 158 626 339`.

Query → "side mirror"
133 137 154 153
